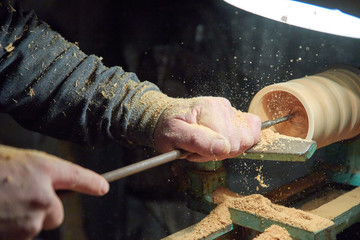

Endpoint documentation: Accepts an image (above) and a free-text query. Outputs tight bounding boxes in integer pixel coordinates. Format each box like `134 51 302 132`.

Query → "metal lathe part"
102 150 185 182
261 114 294 130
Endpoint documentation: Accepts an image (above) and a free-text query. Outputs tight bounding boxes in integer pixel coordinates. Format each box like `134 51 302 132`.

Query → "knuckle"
246 138 255 149
46 206 64 229
51 214 64 229
29 190 53 209
220 98 231 106
229 142 241 155
240 137 253 150
214 97 232 109
18 218 43 239
189 134 202 148
213 97 231 108
249 113 262 126
253 114 262 126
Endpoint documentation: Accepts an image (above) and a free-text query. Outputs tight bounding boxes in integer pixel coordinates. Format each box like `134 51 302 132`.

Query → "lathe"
160 67 360 239
98 1 360 239
158 1 360 239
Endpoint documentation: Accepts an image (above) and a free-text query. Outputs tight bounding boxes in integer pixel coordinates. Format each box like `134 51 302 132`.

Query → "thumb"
44 156 109 196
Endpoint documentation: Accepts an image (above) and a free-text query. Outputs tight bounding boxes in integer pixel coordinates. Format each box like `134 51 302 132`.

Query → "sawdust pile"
187 203 231 239
170 188 238 240
214 188 334 232
253 225 292 240
169 188 334 240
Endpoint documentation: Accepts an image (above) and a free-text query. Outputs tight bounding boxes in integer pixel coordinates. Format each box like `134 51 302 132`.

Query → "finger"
36 153 109 196
244 113 262 143
42 194 64 230
16 211 45 240
186 153 220 162
52 162 109 196
172 121 231 158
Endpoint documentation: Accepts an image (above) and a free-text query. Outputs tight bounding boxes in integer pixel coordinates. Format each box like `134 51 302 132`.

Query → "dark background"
0 0 359 239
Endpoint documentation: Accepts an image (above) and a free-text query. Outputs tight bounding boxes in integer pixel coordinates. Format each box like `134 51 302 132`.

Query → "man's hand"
154 97 261 162
0 144 109 240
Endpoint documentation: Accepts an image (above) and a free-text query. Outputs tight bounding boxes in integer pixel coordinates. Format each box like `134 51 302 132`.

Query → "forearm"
0 0 173 147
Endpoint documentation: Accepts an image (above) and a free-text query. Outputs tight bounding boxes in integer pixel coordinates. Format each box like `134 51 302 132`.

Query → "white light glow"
224 0 360 39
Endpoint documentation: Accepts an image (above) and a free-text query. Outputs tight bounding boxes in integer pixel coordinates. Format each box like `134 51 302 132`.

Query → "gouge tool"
102 114 316 182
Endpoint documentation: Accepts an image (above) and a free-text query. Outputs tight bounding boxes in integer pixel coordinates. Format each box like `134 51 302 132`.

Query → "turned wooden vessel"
249 66 360 148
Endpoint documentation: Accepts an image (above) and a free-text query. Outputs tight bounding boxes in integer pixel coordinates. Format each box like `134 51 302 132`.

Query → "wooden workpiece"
248 67 360 148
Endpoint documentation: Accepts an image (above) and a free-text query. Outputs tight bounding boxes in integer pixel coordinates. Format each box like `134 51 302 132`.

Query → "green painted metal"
194 161 223 171
332 172 360 186
185 162 227 214
331 199 360 234
328 139 360 186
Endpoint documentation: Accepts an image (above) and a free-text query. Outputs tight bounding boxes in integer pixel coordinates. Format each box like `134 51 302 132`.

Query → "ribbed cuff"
125 90 177 147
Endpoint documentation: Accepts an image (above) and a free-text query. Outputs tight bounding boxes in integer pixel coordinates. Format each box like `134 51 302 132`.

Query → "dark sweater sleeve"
0 0 174 147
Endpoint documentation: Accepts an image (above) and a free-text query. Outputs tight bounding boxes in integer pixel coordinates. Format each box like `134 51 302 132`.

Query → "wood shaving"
255 174 269 188
253 225 292 240
28 88 35 97
251 129 281 151
255 166 269 188
5 43 15 52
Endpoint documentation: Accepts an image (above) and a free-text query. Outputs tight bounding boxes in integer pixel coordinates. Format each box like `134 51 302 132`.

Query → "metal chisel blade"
240 137 317 162
238 114 317 162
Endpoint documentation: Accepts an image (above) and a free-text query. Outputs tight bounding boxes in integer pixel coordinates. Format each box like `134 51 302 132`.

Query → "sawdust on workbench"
188 203 231 239
212 187 242 204
227 192 333 232
253 225 292 240
170 188 237 240
171 187 333 240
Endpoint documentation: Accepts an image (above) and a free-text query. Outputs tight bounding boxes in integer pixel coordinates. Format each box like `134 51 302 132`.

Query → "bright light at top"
224 0 360 39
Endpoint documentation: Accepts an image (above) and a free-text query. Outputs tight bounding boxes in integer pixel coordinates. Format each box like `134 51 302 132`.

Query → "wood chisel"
102 114 313 183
